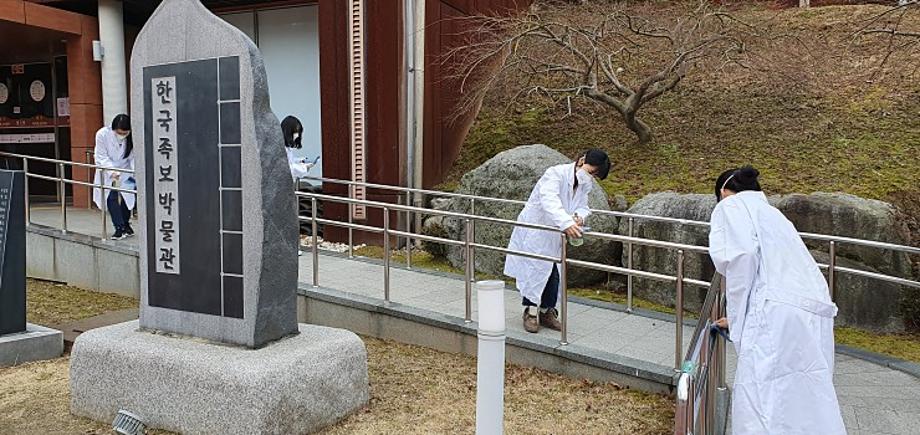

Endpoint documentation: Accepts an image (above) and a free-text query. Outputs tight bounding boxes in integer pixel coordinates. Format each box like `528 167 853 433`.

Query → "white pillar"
476 280 506 435
98 0 128 124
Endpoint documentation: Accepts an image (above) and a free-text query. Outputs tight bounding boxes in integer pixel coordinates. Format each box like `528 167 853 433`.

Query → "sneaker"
539 308 563 331
523 307 540 333
298 249 304 257
112 229 126 240
124 225 135 238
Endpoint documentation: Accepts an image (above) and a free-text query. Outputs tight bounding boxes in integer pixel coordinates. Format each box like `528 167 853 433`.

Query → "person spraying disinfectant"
503 149 611 333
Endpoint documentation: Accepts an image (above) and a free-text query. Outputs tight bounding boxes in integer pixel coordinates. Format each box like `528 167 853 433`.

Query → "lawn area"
25 279 137 327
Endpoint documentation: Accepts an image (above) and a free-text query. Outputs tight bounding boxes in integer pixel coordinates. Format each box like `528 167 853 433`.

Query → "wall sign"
0 84 8 105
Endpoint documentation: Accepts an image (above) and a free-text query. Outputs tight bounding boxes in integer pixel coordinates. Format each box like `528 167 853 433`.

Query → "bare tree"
854 0 920 74
445 1 751 145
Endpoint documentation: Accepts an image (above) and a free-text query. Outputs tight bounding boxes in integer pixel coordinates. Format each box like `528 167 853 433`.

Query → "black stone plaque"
143 57 244 319
0 170 26 335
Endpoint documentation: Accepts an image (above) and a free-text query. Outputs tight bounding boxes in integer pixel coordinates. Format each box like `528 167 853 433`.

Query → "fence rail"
0 151 135 241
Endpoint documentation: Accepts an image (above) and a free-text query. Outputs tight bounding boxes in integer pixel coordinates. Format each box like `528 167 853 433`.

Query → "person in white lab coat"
93 114 136 240
281 116 318 183
282 116 319 257
504 149 611 333
709 166 846 435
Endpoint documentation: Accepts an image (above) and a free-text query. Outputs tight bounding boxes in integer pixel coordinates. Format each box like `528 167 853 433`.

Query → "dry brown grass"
324 337 673 435
26 279 137 327
0 338 672 435
0 357 172 435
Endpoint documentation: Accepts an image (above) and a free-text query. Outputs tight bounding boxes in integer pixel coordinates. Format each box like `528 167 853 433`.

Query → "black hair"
281 116 304 149
715 165 762 201
111 114 133 159
583 149 611 180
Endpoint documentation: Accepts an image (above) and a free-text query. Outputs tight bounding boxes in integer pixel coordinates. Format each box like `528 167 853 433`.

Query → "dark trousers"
523 265 559 309
107 191 130 231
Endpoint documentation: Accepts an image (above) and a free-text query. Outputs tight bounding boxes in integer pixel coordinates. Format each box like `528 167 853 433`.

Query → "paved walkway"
28 206 920 434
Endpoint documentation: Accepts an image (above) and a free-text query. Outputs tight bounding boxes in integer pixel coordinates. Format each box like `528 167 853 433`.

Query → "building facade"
0 0 528 240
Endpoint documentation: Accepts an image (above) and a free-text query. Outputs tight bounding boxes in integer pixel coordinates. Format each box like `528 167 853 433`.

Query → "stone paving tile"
853 407 920 435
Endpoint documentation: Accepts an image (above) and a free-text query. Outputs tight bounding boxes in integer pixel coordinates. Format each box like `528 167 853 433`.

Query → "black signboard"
143 57 244 319
0 170 25 335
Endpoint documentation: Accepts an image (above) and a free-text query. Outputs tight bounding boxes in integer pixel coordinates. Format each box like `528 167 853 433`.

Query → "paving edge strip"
307 250 920 380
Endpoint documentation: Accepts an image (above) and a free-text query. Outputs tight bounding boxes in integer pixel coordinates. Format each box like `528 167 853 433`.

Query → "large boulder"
809 250 904 332
775 193 913 280
440 144 619 288
618 192 721 312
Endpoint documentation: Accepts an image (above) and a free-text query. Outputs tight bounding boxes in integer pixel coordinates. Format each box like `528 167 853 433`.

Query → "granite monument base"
0 323 64 367
70 321 369 434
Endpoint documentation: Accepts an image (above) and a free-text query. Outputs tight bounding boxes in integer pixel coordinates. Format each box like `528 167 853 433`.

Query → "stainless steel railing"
0 151 136 241
304 176 920 301
298 189 712 364
675 275 729 435
297 178 920 370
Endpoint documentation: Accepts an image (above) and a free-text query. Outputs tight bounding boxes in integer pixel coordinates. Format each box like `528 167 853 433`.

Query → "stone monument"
69 1 369 433
0 169 63 367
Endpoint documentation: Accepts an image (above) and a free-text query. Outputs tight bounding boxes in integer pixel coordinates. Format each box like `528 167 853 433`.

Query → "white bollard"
475 280 506 435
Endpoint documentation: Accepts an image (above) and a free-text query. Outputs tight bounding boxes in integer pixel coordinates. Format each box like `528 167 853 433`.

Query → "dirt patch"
0 338 672 435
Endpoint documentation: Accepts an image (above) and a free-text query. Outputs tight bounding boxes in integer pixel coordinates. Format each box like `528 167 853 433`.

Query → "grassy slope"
448 5 920 206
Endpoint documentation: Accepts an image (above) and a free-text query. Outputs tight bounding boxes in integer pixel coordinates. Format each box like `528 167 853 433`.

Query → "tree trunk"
623 113 653 144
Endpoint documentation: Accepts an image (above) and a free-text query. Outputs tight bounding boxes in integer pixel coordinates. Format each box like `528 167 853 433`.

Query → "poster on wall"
57 98 69 117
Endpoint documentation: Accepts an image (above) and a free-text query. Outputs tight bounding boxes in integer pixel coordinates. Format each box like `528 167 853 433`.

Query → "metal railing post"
464 218 473 323
560 233 569 346
22 158 30 226
675 249 685 371
627 217 634 312
347 184 354 258
312 197 319 287
384 206 391 302
100 170 107 240
85 150 93 209
469 198 476 284
828 240 837 301
406 191 412 269
58 162 67 233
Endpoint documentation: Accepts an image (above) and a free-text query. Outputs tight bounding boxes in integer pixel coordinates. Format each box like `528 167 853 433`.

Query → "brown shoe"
540 308 563 331
523 308 540 333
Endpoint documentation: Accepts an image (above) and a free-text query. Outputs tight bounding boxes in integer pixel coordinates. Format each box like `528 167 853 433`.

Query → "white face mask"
115 133 129 141
576 168 593 185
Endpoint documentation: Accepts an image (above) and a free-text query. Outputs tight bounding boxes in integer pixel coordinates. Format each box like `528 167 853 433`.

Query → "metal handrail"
304 175 920 313
298 190 714 359
675 276 728 435
306 176 920 254
0 151 137 241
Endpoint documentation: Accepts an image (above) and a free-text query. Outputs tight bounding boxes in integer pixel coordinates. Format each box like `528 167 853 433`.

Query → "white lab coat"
504 163 591 305
286 147 315 182
92 127 136 210
709 191 845 435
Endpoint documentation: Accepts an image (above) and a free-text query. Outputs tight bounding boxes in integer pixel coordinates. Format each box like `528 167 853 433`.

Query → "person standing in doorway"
281 116 319 256
281 115 319 182
93 114 136 240
709 166 845 434
504 149 611 333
